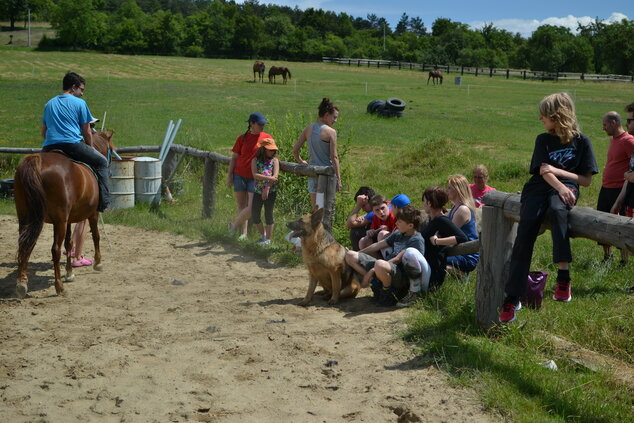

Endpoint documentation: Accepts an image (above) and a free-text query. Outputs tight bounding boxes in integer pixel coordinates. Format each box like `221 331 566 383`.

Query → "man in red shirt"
597 111 634 262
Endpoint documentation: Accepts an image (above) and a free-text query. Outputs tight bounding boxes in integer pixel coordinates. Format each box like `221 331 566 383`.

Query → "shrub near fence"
322 57 634 83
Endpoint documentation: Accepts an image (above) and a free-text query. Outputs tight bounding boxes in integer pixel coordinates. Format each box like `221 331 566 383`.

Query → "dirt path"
0 215 496 422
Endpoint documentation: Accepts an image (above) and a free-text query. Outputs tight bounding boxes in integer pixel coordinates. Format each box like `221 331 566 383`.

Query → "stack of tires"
367 98 406 118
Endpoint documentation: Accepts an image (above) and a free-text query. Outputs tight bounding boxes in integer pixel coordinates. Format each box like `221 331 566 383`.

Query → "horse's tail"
15 155 46 265
286 68 292 79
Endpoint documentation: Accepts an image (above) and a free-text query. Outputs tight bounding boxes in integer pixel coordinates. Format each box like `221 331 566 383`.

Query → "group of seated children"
344 170 490 307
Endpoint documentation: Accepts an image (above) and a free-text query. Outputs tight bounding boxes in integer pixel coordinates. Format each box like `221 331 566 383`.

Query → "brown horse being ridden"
427 70 443 85
253 61 265 83
268 66 292 84
13 131 115 298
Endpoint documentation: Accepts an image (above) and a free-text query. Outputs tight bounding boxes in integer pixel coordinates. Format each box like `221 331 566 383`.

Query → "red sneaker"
553 280 572 302
499 302 518 323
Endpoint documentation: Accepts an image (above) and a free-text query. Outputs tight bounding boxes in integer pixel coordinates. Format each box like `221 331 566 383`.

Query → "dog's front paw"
298 299 311 307
327 297 339 305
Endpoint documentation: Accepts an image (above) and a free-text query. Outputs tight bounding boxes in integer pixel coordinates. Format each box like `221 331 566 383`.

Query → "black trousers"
43 142 110 211
251 190 276 225
505 186 578 298
349 224 370 251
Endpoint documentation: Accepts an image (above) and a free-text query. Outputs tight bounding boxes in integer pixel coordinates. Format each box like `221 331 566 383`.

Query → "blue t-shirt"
42 94 92 147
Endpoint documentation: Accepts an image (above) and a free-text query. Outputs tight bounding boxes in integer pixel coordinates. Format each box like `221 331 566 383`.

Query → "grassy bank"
0 49 632 422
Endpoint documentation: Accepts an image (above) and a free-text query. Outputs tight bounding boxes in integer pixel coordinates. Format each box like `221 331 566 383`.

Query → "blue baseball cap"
247 112 269 125
391 194 411 208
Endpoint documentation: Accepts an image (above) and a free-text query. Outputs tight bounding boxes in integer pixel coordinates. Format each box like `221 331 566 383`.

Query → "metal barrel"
133 157 162 205
109 159 135 209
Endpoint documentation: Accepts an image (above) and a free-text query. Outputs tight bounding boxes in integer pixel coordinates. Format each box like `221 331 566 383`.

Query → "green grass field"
0 49 632 422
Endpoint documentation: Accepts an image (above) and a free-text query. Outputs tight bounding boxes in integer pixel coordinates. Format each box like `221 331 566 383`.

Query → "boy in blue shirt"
345 205 425 306
41 72 110 212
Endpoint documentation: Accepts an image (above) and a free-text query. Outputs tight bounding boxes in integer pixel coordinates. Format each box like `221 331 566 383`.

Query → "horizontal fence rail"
0 144 338 230
322 57 634 83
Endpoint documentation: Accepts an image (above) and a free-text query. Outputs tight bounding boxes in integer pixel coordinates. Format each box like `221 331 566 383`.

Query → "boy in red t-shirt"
358 195 397 254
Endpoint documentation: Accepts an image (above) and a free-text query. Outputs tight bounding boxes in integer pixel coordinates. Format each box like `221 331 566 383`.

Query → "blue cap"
247 112 269 125
391 194 411 208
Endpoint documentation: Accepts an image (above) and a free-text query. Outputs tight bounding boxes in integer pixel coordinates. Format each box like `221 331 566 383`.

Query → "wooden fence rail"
476 190 634 329
0 144 339 230
322 57 634 83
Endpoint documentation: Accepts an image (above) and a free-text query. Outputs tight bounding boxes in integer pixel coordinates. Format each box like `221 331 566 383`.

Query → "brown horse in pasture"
268 66 292 84
13 131 115 298
427 70 443 85
253 61 265 83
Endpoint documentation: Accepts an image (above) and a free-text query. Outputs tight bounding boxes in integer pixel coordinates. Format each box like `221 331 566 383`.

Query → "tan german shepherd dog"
286 208 360 306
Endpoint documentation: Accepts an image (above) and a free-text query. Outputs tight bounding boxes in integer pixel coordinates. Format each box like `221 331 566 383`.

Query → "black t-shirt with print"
523 132 598 197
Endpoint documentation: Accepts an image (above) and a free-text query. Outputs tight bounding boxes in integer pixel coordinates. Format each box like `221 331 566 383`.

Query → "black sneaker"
378 286 398 307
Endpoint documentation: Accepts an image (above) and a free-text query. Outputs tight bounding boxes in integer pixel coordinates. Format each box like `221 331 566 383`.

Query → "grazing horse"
427 70 443 85
13 131 115 298
268 66 292 84
253 61 265 83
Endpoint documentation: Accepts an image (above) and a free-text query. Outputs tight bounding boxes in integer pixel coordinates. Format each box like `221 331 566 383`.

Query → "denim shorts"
233 174 255 193
307 177 318 193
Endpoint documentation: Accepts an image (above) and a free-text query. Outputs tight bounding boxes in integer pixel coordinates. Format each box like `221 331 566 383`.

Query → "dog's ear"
311 208 325 229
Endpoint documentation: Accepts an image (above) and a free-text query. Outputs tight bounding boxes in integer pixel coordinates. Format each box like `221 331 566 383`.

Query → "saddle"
45 150 99 179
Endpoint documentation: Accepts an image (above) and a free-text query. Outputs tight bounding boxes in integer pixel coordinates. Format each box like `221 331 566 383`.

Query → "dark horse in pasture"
268 66 292 84
253 61 265 83
13 131 115 298
427 70 443 85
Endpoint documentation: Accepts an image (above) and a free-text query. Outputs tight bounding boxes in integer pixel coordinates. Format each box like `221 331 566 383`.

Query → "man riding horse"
41 72 110 211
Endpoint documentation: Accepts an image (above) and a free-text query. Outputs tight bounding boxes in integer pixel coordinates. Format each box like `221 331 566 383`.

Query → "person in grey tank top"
292 98 343 209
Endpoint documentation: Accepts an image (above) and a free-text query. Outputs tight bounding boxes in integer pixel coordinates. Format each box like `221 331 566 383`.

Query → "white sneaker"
256 238 271 246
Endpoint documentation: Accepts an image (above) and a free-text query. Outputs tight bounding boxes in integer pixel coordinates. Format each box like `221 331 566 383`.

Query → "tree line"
3 0 633 75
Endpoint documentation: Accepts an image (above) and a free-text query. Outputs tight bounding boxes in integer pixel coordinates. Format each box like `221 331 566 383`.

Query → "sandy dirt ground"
0 215 497 422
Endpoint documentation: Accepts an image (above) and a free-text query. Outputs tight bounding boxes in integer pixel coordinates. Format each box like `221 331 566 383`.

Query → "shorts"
357 252 407 290
307 177 318 194
597 187 624 214
233 174 255 193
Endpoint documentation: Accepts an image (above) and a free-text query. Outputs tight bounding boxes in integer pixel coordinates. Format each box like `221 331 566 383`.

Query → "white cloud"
470 12 629 38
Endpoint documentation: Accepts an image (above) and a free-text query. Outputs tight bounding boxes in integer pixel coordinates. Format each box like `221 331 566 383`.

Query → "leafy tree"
0 0 28 29
145 10 184 55
1 0 53 29
231 12 263 58
50 0 107 49
526 25 593 72
596 18 634 75
409 17 426 37
395 13 409 35
260 13 294 58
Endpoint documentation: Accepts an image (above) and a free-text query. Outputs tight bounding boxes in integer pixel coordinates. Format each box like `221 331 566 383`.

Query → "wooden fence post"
202 157 217 218
475 204 517 329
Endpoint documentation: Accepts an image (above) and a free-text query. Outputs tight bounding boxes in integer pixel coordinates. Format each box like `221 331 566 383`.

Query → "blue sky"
245 1 630 37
